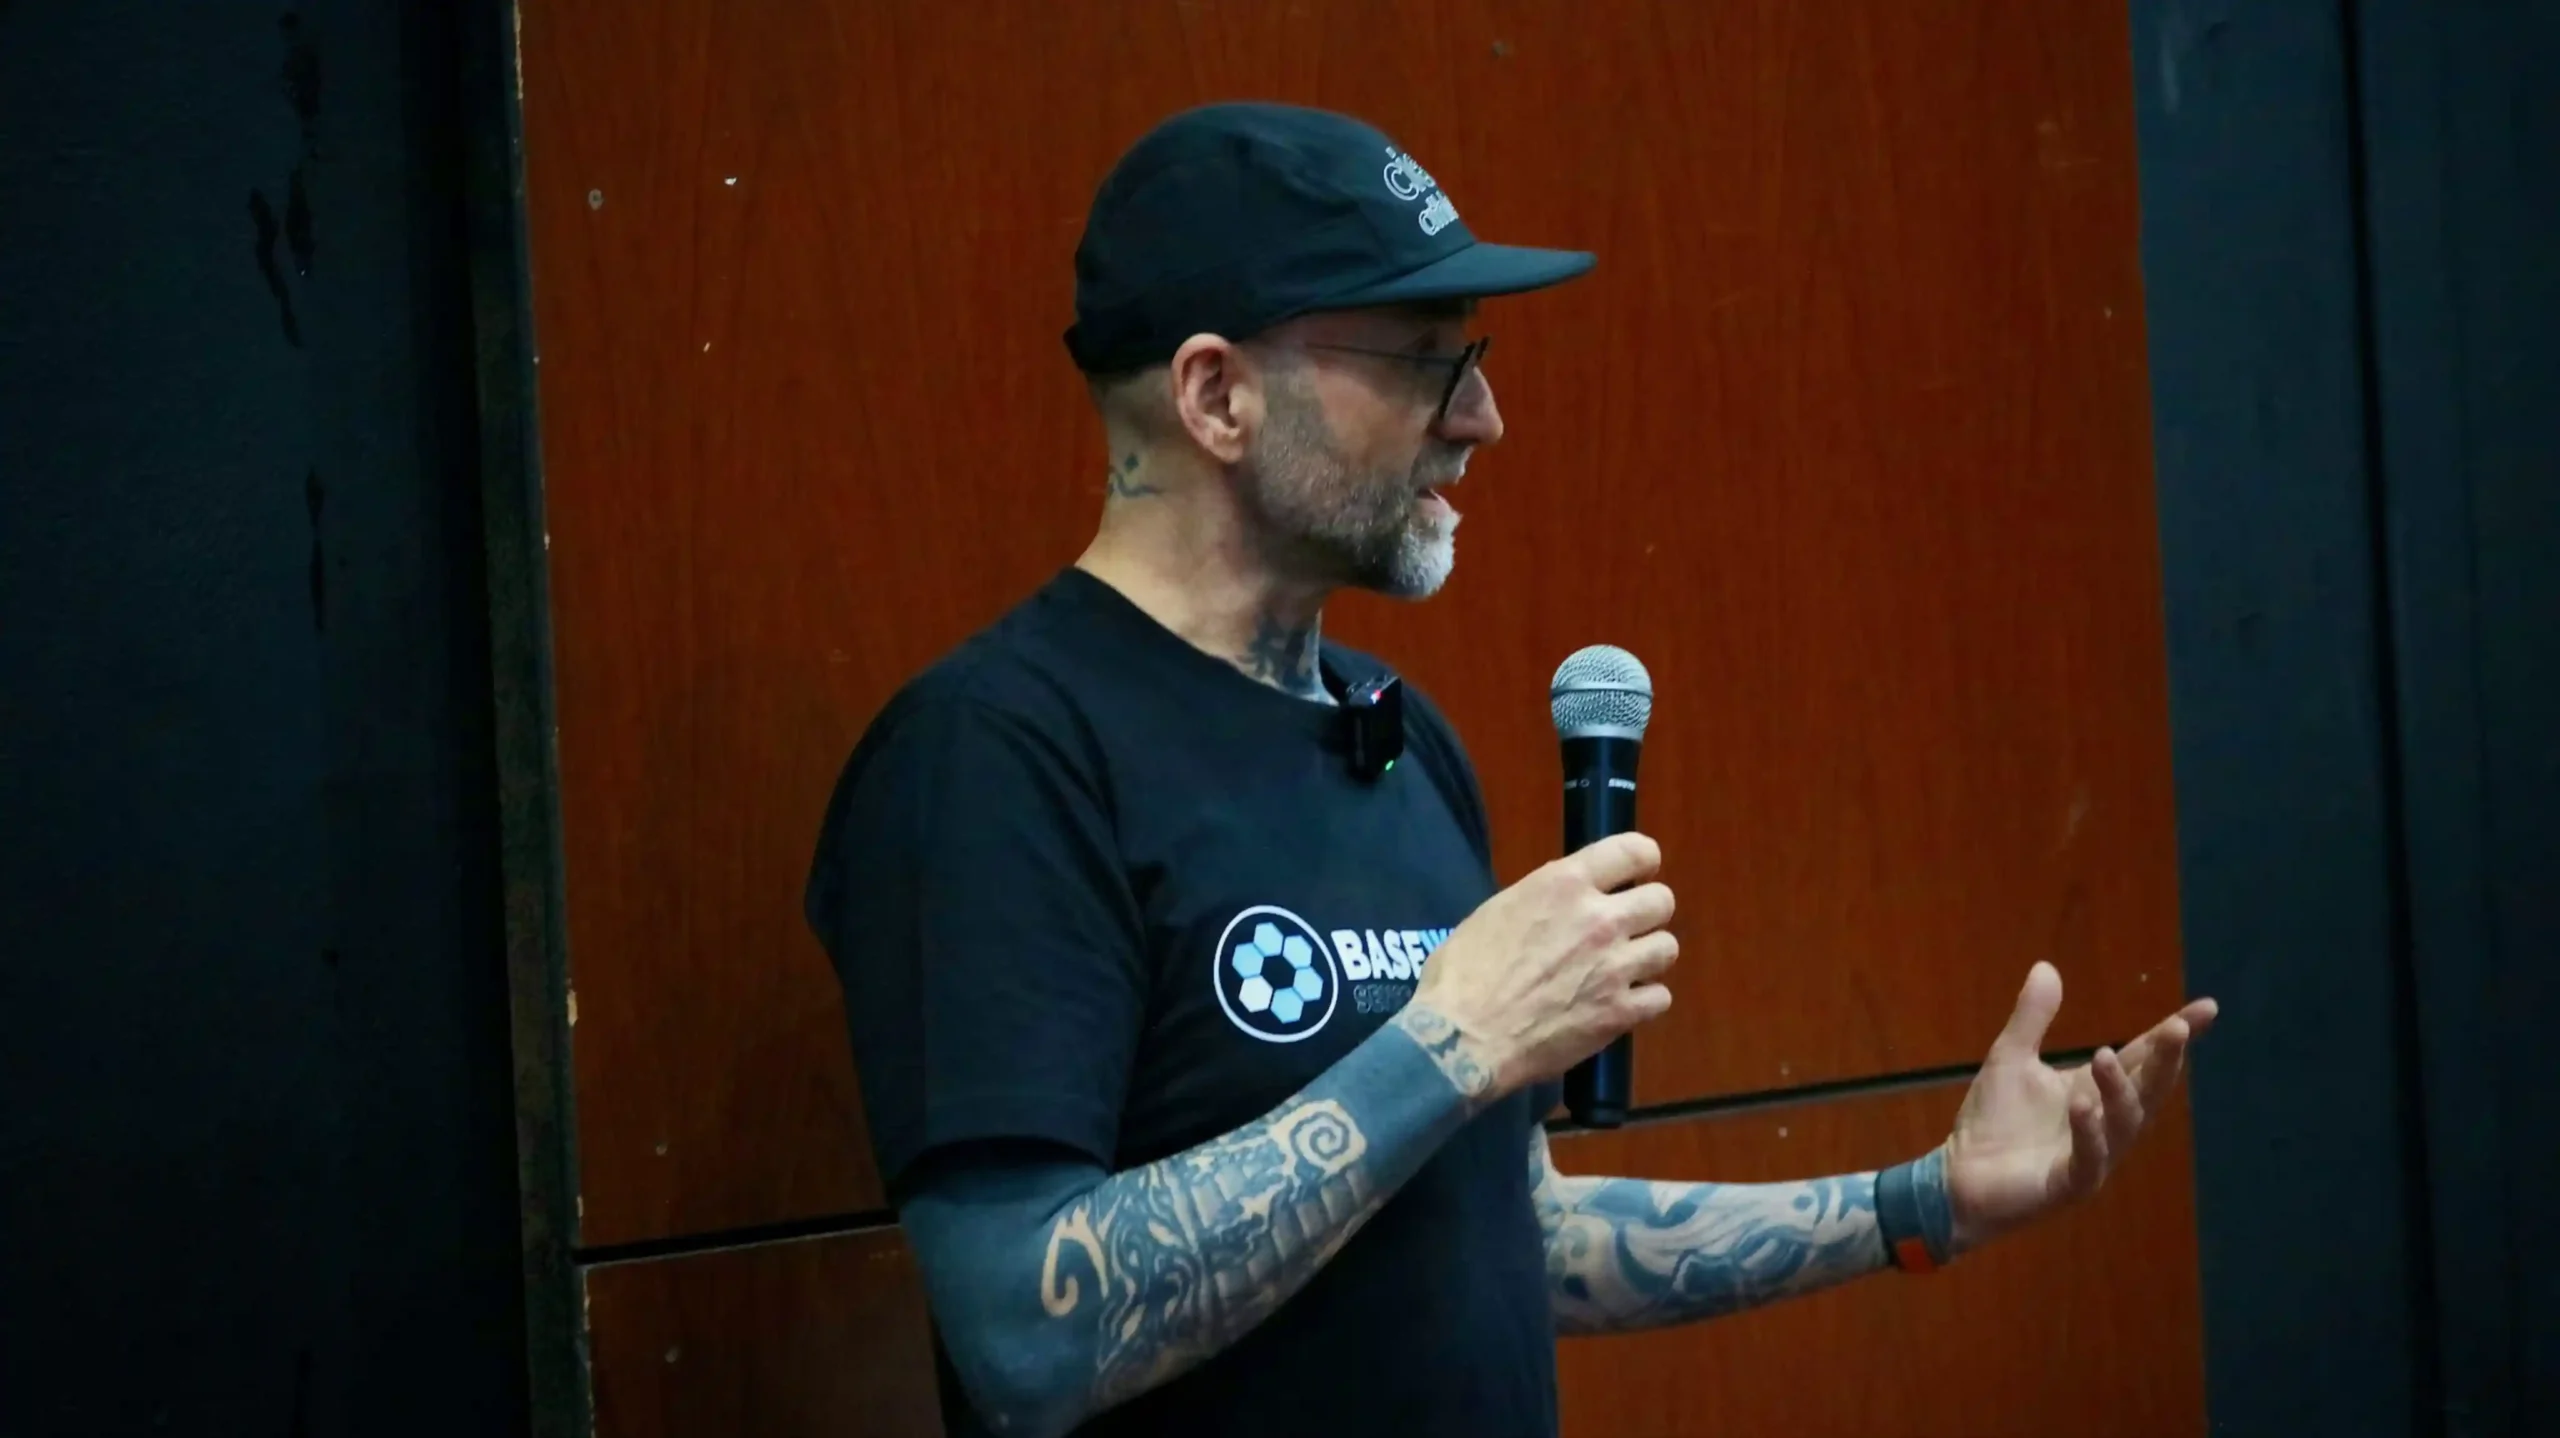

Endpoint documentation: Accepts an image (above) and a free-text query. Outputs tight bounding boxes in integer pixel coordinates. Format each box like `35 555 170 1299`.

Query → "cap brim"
1321 241 1596 309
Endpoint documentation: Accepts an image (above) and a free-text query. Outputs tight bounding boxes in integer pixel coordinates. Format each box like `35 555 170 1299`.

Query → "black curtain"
0 1 530 1433
2136 1 2560 1434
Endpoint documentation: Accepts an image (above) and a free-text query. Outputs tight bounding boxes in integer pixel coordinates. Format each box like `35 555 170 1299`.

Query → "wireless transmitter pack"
1338 671 1404 782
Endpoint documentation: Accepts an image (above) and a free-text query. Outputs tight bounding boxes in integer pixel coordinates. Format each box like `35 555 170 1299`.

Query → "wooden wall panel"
586 1228 941 1438
519 0 2182 1248
1552 1081 2206 1438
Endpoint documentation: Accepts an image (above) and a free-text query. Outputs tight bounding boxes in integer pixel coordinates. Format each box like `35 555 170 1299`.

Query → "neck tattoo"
1105 451 1161 500
1238 610 1328 703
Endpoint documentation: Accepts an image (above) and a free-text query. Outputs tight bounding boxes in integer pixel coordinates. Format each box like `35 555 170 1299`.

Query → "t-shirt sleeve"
804 682 1143 1197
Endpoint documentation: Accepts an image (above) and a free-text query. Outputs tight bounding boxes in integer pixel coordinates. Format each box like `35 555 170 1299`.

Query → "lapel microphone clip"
1338 671 1405 782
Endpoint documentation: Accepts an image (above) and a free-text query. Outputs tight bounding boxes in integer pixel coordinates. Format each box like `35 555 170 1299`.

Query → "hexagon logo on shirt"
1211 905 1341 1043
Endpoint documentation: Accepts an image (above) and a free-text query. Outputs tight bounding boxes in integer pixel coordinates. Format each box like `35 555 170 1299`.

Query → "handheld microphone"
1550 645 1655 1129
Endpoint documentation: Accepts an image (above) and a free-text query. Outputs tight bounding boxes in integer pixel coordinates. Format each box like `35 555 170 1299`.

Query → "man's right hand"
1411 831 1678 1098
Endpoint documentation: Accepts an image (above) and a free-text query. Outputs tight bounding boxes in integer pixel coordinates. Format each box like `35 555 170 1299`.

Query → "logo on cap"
1382 147 1440 201
1381 147 1462 238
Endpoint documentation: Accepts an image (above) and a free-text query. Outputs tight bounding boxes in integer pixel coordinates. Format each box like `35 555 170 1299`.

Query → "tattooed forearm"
1237 610 1326 701
900 1008 1494 1436
1394 1003 1497 1102
1529 1130 1895 1335
1041 1098 1374 1407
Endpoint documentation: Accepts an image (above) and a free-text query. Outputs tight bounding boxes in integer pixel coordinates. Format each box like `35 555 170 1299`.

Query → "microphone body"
1548 644 1656 1131
1559 734 1641 1127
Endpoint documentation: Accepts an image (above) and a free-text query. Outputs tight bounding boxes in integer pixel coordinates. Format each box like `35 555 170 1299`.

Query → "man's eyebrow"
1391 298 1477 349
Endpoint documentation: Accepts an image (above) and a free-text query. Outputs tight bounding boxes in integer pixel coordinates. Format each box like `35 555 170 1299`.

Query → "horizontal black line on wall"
577 1207 899 1269
1549 1046 2105 1136
572 1045 2107 1269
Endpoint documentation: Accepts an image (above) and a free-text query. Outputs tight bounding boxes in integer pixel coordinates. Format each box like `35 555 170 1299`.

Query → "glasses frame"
1300 334 1492 426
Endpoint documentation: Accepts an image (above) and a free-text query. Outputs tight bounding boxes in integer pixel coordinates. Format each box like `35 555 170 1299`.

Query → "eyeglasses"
1300 335 1492 426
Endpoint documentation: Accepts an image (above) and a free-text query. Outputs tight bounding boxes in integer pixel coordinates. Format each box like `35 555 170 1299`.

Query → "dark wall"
2133 2 2429 1430
2137 0 2560 1434
2357 3 2560 1431
0 1 530 1434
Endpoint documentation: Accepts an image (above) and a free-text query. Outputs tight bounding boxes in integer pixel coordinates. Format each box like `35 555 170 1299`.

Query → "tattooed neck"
1237 609 1328 702
1105 451 1162 500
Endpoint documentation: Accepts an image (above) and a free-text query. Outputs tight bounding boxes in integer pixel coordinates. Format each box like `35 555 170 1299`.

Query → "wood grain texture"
518 0 2184 1243
585 1227 942 1438
1551 1081 2207 1438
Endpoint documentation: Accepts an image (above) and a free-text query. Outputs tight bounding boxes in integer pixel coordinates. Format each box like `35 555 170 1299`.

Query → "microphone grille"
1550 645 1654 739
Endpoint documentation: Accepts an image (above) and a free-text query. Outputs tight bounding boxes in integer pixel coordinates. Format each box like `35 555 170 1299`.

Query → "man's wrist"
1875 1142 1957 1271
1390 1003 1503 1107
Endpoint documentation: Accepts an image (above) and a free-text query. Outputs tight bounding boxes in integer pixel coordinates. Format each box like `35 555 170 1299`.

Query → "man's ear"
1170 333 1259 465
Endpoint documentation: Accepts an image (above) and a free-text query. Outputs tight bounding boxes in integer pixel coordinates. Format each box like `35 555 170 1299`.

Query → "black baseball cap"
1064 102 1596 374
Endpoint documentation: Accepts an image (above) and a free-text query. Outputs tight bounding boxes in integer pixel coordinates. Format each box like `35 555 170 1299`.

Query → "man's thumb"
1989 961 2064 1062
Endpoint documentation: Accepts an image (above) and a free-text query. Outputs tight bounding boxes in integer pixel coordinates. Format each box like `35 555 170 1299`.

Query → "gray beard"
1237 383 1459 598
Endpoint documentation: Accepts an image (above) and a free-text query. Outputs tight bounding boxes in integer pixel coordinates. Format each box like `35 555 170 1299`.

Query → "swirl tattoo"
1040 1204 1109 1317
1038 1097 1382 1407
1273 1101 1367 1173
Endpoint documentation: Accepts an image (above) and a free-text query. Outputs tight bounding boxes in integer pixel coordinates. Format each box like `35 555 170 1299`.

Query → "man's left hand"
1939 962 2219 1255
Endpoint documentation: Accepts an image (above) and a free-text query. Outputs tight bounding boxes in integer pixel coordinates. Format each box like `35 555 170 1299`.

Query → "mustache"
1412 446 1470 487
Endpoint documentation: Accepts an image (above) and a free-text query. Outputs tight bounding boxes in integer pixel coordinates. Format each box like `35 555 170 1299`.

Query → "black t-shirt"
804 567 1558 1437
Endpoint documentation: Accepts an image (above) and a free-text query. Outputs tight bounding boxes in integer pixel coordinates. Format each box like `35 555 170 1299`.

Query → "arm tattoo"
1236 610 1326 701
1040 1099 1374 1407
1105 452 1161 500
1394 1003 1497 1102
1530 1130 1901 1335
967 1008 1481 1428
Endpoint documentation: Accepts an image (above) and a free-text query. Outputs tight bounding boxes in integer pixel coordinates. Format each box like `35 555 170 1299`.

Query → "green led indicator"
1381 759 1396 773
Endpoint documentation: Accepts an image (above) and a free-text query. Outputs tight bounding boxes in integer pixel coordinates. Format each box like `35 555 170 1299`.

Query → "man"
805 101 2218 1438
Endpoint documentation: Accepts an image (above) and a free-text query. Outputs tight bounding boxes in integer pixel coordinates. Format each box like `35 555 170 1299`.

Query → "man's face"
1235 303 1504 598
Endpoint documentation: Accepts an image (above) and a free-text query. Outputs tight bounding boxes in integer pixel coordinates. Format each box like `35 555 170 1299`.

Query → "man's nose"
1437 371 1504 447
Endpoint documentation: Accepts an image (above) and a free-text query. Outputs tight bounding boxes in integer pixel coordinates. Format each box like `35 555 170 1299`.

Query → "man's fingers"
2066 1091 2109 1195
2115 1013 2181 1073
1989 962 2065 1063
1614 928 1679 982
2093 1047 2146 1151
2122 994 2220 1105
1608 881 1676 935
2122 1017 2192 1109
1573 831 1663 892
2119 997 2219 1071
1619 982 1674 1024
